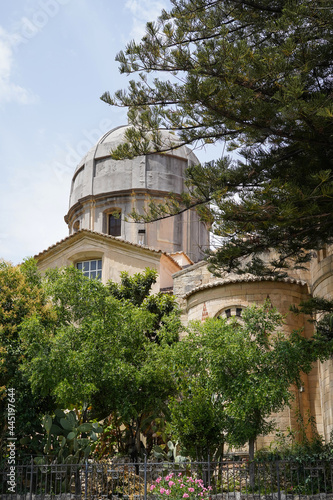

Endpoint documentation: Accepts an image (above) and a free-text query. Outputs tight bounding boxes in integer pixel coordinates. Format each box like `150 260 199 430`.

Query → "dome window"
76 259 102 280
108 211 121 237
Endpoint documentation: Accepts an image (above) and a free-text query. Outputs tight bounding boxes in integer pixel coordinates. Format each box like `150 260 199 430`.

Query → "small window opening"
138 229 146 245
225 309 231 318
109 212 121 237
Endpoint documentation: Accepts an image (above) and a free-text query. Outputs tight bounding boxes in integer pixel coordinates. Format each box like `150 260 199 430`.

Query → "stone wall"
310 245 333 442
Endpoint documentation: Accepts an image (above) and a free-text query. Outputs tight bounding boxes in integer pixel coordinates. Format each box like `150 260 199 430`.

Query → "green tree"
108 268 181 343
20 266 181 460
292 297 333 341
0 259 55 458
102 0 333 277
168 378 228 461
171 302 331 474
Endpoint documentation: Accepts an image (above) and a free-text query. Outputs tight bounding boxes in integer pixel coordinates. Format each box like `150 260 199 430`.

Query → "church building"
35 125 333 451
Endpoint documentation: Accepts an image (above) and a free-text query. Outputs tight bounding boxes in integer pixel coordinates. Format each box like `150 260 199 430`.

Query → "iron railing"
1 458 333 499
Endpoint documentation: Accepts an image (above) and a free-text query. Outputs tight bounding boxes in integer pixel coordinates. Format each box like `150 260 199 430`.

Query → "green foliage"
37 409 102 464
93 413 123 459
102 0 333 277
20 266 181 460
108 268 158 306
152 440 187 463
0 259 56 457
170 301 329 458
291 296 333 343
256 411 333 462
108 268 181 343
167 380 226 461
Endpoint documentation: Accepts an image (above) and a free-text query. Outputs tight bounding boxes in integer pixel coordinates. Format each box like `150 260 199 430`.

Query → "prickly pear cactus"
40 408 102 464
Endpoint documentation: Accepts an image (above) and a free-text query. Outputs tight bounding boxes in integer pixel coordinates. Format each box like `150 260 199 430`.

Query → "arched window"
108 211 121 237
216 306 243 320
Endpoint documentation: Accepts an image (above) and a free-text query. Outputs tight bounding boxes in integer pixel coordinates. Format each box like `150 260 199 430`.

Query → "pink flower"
165 490 171 495
178 473 183 477
180 484 185 488
156 477 162 484
160 488 166 494
150 485 156 491
188 488 195 492
183 495 189 498
168 481 175 487
208 486 213 491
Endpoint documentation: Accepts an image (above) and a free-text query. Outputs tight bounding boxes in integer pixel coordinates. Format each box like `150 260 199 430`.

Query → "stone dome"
65 125 209 262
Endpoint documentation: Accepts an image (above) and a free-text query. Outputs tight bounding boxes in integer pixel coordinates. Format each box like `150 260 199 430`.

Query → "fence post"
30 457 33 500
208 453 211 488
85 459 88 500
144 453 147 500
276 461 281 500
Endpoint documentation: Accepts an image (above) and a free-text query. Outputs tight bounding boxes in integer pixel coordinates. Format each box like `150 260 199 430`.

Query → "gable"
35 230 180 292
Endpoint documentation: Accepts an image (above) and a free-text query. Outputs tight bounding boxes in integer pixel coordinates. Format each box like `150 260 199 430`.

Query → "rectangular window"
76 259 102 280
109 213 121 237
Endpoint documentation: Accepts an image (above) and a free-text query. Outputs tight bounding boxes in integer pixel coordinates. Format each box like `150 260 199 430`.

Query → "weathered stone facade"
64 126 209 263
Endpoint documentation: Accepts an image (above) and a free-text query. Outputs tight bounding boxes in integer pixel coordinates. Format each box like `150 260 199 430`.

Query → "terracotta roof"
34 229 181 269
183 275 308 299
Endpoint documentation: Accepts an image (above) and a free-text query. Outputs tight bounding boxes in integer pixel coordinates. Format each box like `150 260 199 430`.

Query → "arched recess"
103 208 122 237
215 305 244 321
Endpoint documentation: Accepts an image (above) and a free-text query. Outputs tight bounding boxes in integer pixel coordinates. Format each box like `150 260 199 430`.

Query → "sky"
0 0 221 265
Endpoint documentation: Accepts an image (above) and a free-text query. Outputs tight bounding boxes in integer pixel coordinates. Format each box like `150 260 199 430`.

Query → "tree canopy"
20 266 181 460
0 259 56 457
170 301 331 464
102 0 333 277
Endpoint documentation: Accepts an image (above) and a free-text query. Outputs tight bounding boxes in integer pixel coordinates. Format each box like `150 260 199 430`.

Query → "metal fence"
1 458 333 500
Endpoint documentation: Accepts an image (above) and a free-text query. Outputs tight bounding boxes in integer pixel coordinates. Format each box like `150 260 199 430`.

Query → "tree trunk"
249 438 255 491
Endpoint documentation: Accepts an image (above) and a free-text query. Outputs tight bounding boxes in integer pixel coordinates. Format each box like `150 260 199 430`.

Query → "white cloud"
0 26 36 104
125 0 169 39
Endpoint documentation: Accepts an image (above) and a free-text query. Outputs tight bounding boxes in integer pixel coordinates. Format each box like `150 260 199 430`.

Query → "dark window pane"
90 271 96 279
90 261 96 271
83 262 89 272
236 308 242 317
97 271 102 280
97 260 102 270
225 309 231 318
76 262 82 270
109 213 121 236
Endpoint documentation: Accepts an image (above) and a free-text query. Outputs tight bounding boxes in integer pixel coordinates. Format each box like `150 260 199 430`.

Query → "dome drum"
65 126 209 262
